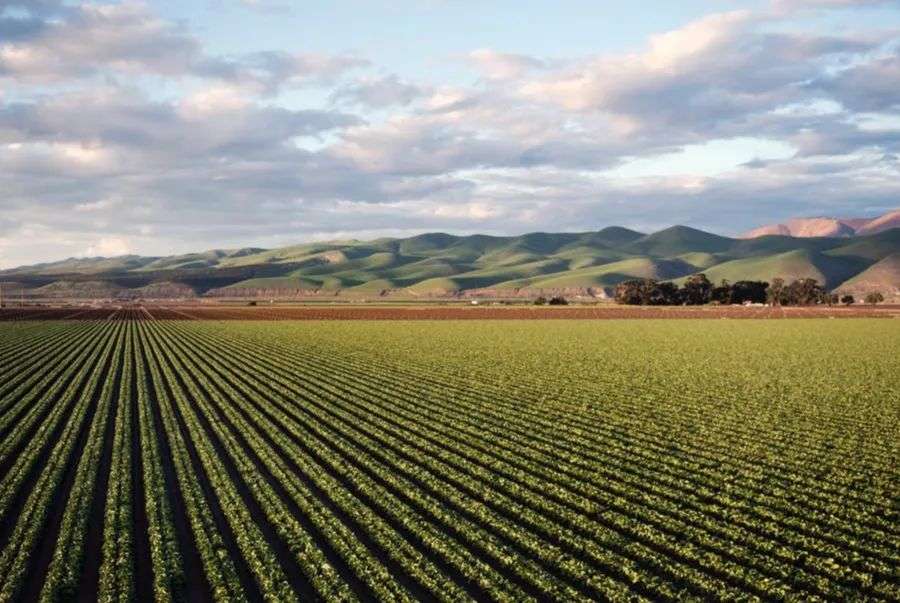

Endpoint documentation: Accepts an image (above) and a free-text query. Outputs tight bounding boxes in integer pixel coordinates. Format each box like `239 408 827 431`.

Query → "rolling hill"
833 253 900 299
2 225 898 300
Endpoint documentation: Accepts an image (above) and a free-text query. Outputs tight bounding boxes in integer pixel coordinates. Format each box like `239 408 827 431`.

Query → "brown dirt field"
2 304 899 321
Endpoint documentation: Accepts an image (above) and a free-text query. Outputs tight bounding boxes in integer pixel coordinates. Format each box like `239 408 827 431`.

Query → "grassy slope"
676 252 723 269
695 249 871 288
408 258 571 292
497 257 696 289
625 226 734 256
6 227 899 294
824 229 900 261
834 253 900 295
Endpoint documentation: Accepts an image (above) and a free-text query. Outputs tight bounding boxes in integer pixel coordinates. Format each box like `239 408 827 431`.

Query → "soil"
2 304 899 321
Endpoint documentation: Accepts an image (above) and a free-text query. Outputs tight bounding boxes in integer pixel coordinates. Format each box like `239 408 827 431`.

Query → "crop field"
0 318 898 602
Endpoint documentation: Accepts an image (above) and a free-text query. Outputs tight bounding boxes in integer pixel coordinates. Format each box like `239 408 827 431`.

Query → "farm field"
2 303 900 321
0 318 898 601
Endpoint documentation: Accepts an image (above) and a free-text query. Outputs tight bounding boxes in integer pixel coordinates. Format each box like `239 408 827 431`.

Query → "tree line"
614 274 884 306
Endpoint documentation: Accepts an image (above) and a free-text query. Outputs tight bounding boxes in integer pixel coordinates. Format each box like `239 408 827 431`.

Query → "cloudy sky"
1 0 899 267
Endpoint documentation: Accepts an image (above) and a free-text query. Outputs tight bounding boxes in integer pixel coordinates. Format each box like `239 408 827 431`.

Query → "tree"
785 278 825 306
865 291 885 305
766 278 786 306
730 281 768 304
825 293 839 306
710 279 732 305
614 280 651 305
840 294 854 305
548 296 568 305
533 296 548 306
649 281 680 305
682 273 712 305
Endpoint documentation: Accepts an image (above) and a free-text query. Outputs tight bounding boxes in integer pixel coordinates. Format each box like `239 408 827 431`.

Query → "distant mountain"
855 210 900 235
1 225 898 300
741 209 899 239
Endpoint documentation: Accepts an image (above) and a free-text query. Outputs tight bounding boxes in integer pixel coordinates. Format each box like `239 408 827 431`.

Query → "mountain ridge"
2 225 898 300
741 209 899 239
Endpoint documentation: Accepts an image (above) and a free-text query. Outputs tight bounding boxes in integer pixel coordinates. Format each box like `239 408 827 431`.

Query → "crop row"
164 321 899 600
0 318 896 601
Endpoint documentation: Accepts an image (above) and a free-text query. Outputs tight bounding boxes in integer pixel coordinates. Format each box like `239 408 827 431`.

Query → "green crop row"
0 318 896 601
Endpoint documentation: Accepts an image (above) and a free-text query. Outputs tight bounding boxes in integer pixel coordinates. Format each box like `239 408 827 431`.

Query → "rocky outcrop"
742 209 899 239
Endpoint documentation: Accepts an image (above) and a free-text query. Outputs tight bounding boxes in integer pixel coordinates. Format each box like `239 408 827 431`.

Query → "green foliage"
0 319 898 601
766 277 827 306
865 291 885 305
616 276 768 305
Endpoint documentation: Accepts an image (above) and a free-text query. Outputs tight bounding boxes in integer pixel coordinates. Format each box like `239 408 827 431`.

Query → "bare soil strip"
2 304 898 321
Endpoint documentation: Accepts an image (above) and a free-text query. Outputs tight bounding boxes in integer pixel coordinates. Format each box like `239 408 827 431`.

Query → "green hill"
498 257 695 289
625 226 733 256
694 249 870 288
4 226 898 298
834 253 900 299
676 252 722 269
824 229 900 262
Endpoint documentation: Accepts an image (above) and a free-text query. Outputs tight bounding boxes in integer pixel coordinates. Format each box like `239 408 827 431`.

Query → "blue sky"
162 1 744 71
1 0 899 266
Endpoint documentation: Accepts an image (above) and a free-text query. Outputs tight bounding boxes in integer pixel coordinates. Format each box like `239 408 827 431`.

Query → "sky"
1 0 899 267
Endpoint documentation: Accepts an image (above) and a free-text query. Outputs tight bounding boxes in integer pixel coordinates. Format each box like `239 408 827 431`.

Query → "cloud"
0 86 361 158
330 75 428 108
810 50 900 112
0 1 365 91
1 0 899 267
467 49 547 80
196 51 369 95
82 236 132 257
0 2 199 82
789 122 900 156
73 198 119 212
772 0 900 11
517 12 885 136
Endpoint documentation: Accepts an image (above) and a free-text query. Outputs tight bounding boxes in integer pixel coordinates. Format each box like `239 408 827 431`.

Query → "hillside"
691 249 868 288
2 226 898 299
834 253 900 299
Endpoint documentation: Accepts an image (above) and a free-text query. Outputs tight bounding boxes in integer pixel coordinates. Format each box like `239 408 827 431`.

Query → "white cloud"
772 0 900 11
0 2 199 82
467 49 547 80
1 0 898 267
74 198 118 212
82 236 131 257
0 1 365 92
432 201 502 220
